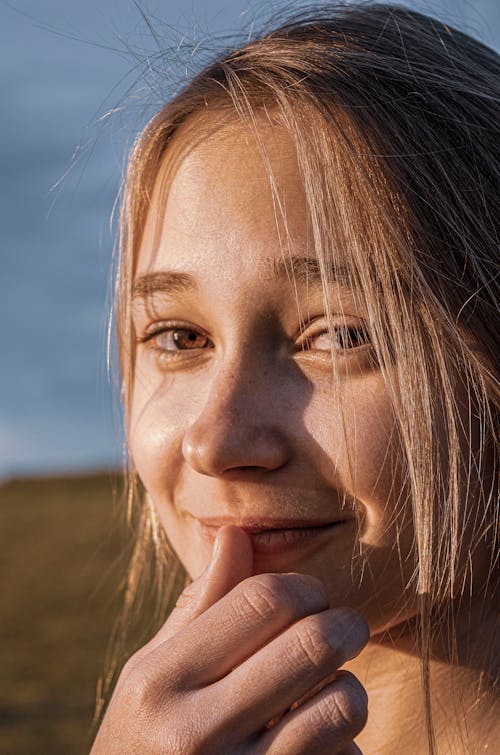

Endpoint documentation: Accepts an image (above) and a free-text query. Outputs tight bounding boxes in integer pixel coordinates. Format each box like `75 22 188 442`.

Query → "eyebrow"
131 257 352 299
271 257 352 285
132 271 197 299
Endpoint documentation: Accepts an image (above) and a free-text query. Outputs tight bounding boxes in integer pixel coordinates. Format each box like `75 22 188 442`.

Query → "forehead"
135 115 313 279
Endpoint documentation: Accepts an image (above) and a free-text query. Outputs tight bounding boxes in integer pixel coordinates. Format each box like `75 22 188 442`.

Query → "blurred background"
1 0 498 752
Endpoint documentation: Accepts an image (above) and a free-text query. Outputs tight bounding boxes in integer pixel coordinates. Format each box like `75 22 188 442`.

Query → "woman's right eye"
139 326 214 354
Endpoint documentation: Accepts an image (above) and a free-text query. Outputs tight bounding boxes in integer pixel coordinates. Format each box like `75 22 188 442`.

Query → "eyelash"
299 325 370 352
139 325 214 354
137 320 371 358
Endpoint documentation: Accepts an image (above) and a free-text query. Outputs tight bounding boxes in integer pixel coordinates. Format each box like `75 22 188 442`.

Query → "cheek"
304 372 411 545
128 376 190 500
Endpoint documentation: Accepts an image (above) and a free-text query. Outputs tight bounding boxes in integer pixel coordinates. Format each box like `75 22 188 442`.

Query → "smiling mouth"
196 519 348 556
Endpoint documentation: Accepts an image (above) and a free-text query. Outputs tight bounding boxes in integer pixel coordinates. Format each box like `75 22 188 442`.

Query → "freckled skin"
100 117 500 755
129 120 417 635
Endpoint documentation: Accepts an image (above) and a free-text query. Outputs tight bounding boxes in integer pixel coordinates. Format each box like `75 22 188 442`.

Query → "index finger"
161 525 254 641
144 525 254 651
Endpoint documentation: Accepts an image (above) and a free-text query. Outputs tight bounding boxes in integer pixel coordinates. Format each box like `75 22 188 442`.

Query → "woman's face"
129 119 416 634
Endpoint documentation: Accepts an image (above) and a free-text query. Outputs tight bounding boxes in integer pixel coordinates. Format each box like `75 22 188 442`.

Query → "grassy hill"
0 472 133 754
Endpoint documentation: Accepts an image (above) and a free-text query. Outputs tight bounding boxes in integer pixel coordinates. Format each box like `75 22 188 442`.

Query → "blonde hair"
100 4 499 750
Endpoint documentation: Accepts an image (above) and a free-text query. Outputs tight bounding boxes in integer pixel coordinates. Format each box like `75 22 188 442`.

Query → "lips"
196 517 348 556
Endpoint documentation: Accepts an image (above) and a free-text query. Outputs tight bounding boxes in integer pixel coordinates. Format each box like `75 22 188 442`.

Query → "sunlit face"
129 118 417 634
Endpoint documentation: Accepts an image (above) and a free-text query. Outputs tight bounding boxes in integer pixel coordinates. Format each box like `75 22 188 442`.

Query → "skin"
92 119 499 753
129 120 417 633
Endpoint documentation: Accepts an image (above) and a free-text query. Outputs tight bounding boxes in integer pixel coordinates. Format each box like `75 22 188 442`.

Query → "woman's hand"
91 526 369 754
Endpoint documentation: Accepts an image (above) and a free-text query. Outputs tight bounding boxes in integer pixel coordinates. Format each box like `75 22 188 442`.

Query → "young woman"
91 3 499 753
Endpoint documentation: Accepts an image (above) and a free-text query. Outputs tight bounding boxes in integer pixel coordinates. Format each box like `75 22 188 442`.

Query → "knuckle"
100 656 193 754
235 572 328 625
120 663 153 709
293 615 335 670
322 673 368 737
119 656 171 717
237 574 288 621
119 654 147 698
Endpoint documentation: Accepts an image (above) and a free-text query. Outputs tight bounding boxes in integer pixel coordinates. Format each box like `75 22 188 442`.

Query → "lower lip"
198 522 346 556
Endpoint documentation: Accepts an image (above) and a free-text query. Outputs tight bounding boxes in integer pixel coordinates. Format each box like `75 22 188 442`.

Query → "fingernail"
198 535 220 580
212 529 222 561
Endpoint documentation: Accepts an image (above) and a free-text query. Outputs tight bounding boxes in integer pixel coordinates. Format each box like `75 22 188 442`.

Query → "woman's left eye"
301 325 370 352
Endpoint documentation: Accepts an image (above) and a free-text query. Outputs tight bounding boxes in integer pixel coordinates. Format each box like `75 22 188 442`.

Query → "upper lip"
195 517 347 534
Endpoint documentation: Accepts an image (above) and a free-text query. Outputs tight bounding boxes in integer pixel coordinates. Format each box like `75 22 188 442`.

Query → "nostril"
182 418 291 477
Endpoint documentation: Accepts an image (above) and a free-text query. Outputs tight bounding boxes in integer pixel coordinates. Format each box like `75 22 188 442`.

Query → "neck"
345 602 499 754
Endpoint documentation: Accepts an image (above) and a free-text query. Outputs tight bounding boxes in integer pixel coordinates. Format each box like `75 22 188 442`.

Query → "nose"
182 360 291 477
